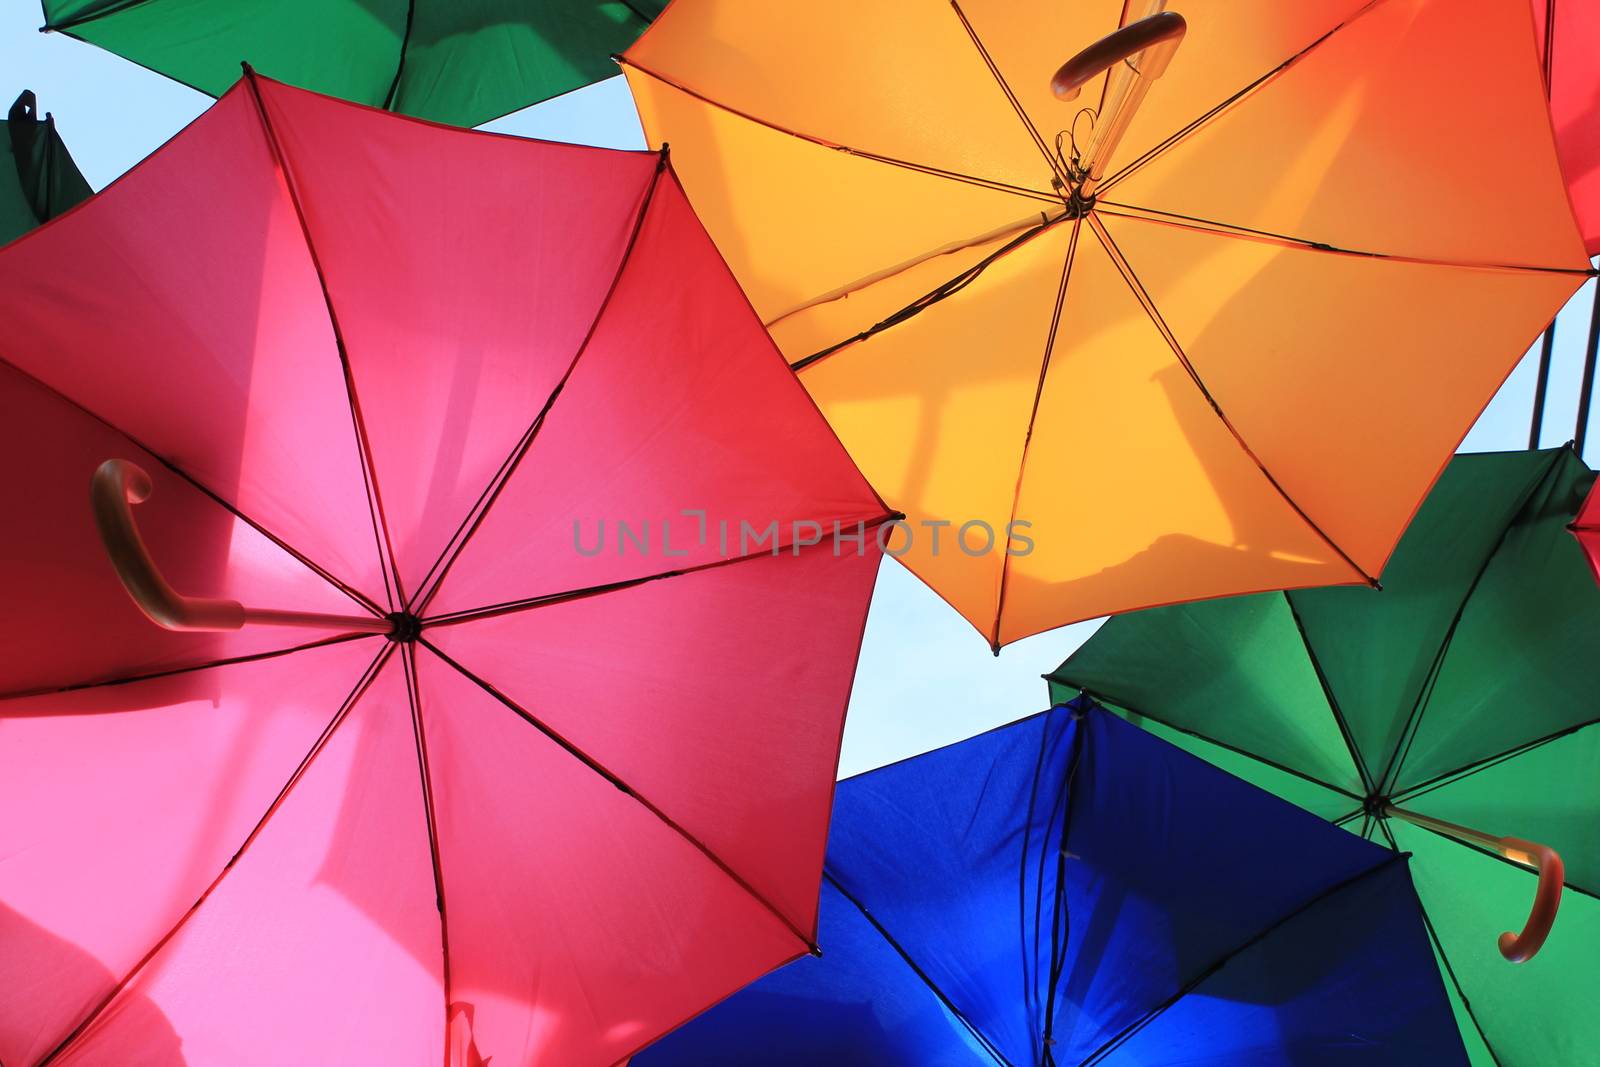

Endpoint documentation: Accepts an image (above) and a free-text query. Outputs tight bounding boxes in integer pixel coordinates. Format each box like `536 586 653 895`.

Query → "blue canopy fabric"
636 700 1466 1066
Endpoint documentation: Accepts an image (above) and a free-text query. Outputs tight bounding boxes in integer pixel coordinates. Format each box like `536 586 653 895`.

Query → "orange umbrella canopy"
623 0 1592 648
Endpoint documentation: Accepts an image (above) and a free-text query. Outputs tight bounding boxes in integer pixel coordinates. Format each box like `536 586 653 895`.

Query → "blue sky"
5 5 1595 776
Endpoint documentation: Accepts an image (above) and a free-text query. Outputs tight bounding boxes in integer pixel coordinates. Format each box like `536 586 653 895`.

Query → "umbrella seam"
948 0 1071 190
400 644 453 1067
1282 591 1375 794
1408 867 1507 1067
1393 713 1600 806
822 870 1014 1067
1095 201 1596 278
0 630 377 704
1077 852 1409 1066
406 154 669 615
993 219 1081 651
0 354 384 616
243 70 407 612
418 512 900 629
33 642 396 1067
381 0 418 112
1377 448 1569 793
1096 0 1388 199
38 0 159 33
617 57 1059 206
416 639 822 952
1087 212 1378 586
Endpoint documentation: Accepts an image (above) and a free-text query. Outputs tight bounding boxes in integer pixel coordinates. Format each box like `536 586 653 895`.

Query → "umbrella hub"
1361 793 1393 819
384 611 423 643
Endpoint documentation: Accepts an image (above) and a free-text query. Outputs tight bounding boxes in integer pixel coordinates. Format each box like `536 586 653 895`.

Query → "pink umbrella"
0 71 891 1066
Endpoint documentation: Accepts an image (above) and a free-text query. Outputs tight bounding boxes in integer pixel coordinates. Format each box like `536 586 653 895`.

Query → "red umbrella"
1570 476 1600 584
1537 0 1600 256
0 72 891 1067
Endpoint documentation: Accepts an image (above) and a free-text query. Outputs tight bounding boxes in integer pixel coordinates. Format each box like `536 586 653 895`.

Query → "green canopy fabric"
1049 447 1600 1067
1 91 91 246
40 1 667 128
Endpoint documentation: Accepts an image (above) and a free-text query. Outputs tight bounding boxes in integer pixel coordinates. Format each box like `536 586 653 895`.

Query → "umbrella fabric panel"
1402 718 1600 897
633 877 1001 1067
248 76 661 600
1535 0 1600 254
41 0 664 127
424 541 882 934
426 165 887 617
1286 449 1561 791
1102 860 1462 1066
2 92 91 245
0 83 382 598
1390 822 1600 1067
1395 449 1599 789
51 654 444 1067
1047 591 1360 797
0 363 365 696
0 639 384 1067
414 652 808 1067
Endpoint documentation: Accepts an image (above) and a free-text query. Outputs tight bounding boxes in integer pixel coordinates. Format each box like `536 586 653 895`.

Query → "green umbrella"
1049 447 1599 1067
39 1 667 128
1 91 91 246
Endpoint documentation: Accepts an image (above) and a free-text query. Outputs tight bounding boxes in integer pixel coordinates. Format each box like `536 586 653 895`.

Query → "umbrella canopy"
0 73 892 1067
1049 448 1600 1065
622 0 1593 648
635 699 1467 1066
1535 0 1600 254
39 0 667 128
1 90 90 245
1568 475 1600 584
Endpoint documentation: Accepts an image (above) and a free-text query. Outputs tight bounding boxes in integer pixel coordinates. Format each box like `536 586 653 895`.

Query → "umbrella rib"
992 218 1081 651
616 57 1060 206
405 153 669 616
417 639 822 953
822 870 1015 1067
1376 448 1569 794
420 512 898 629
1095 0 1387 199
0 354 384 617
1087 213 1379 587
1077 853 1408 1067
1049 680 1361 801
1409 873 1509 1067
244 69 407 612
948 0 1071 189
382 0 418 111
0 630 377 704
399 644 454 1067
791 214 1067 373
1282 592 1375 794
34 642 396 1067
1095 201 1597 279
1392 714 1600 807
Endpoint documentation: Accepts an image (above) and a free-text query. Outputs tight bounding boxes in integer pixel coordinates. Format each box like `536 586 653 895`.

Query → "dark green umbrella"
1049 447 1599 1067
1 91 91 246
39 1 667 128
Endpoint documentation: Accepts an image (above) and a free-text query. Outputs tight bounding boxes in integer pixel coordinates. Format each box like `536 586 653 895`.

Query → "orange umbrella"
622 0 1593 648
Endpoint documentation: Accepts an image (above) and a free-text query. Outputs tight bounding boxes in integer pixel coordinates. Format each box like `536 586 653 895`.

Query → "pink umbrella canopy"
0 72 892 1067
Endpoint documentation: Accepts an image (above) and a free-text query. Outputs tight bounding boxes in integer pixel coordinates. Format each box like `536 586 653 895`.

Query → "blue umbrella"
636 699 1466 1065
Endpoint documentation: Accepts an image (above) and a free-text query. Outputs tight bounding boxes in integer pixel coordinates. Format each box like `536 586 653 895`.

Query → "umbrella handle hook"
91 458 393 635
1383 804 1564 963
1050 8 1187 199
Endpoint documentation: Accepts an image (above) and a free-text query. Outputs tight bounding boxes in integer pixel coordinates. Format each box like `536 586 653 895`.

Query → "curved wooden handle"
91 459 391 634
1051 11 1188 101
1496 838 1564 963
